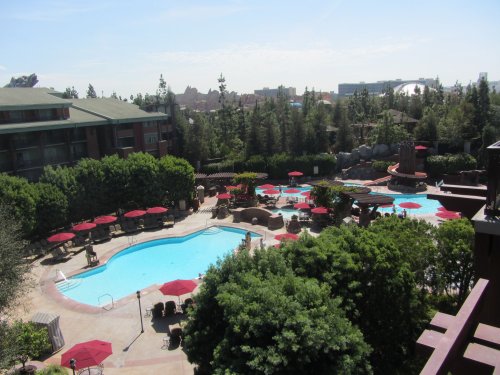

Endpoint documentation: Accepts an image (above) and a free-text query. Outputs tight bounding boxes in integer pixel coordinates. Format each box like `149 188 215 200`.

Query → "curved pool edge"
41 223 268 314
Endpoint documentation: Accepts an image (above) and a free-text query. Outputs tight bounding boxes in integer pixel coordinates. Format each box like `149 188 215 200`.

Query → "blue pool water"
57 227 260 306
372 193 441 215
270 208 300 219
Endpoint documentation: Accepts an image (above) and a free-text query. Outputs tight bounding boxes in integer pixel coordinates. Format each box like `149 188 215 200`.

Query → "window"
16 148 41 169
117 137 135 148
144 133 158 144
44 145 68 164
71 143 88 160
45 129 66 145
14 132 38 149
70 127 87 142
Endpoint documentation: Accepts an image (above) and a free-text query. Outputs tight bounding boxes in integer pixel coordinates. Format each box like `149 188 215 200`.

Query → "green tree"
100 155 130 212
370 111 409 145
0 204 31 315
72 158 105 219
4 321 50 371
435 219 475 305
39 165 79 222
125 152 162 208
415 107 438 141
183 249 372 375
62 86 78 99
86 84 97 98
33 183 68 237
158 155 195 204
335 104 354 152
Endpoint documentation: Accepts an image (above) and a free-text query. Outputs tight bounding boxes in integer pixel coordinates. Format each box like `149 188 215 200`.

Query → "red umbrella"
93 216 117 225
72 222 97 232
311 207 329 214
263 189 280 195
61 340 112 370
47 232 75 243
415 145 428 150
301 191 311 197
160 279 197 296
399 202 422 209
437 206 448 212
284 188 301 194
275 233 299 241
436 211 461 220
258 184 275 189
146 206 168 214
288 171 303 177
225 185 239 191
216 193 233 200
124 209 147 218
294 202 311 209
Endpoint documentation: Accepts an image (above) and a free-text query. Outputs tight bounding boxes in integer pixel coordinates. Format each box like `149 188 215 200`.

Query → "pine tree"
86 84 97 98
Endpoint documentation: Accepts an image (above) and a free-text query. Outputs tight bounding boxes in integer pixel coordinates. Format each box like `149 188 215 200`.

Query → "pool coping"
41 223 269 314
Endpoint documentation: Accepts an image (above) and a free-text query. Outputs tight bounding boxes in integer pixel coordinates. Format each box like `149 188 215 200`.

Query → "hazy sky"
1 0 499 97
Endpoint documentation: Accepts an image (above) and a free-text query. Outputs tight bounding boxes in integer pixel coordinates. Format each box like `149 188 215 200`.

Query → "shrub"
36 364 69 374
427 153 477 177
372 160 394 172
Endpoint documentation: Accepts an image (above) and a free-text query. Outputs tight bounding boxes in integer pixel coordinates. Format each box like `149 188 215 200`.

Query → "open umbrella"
263 189 280 195
225 185 240 191
437 206 450 212
399 202 422 210
379 204 394 208
61 340 112 370
275 233 299 241
160 279 198 303
288 171 303 177
311 207 329 214
436 211 461 220
284 188 301 194
124 210 147 218
93 216 117 225
72 222 97 232
258 184 275 189
47 232 75 243
301 191 311 197
216 193 233 200
415 145 428 150
146 206 168 215
294 202 311 209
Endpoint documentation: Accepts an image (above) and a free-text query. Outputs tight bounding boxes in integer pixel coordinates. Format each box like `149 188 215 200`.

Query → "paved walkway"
12 184 446 374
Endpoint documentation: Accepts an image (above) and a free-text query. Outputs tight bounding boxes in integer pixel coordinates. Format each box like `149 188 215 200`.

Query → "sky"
1 0 499 98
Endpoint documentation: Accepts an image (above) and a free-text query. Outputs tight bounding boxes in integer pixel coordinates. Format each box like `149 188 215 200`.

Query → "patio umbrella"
160 279 197 295
284 188 301 194
437 206 449 212
288 171 303 177
216 193 233 200
146 206 168 215
311 207 329 214
124 209 147 218
93 216 117 225
225 185 239 191
436 211 461 220
72 222 97 232
399 202 422 210
258 184 275 189
379 204 394 208
47 232 75 243
61 340 112 370
263 189 280 195
301 191 311 197
275 233 299 241
415 145 428 150
294 202 311 209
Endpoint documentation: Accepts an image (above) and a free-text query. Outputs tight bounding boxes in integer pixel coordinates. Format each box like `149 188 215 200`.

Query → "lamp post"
136 290 144 333
69 358 76 375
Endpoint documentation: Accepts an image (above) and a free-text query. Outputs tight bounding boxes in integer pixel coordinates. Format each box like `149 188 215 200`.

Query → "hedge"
372 160 395 173
427 153 477 177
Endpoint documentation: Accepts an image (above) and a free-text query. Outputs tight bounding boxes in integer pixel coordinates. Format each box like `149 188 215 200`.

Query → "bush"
427 153 477 177
371 160 394 172
36 364 69 374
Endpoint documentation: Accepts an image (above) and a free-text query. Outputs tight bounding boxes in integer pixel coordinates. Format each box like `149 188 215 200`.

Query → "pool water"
256 185 311 198
270 208 300 219
372 193 441 215
57 226 260 306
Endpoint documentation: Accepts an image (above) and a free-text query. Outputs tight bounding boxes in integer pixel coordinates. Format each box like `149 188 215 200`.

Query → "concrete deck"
11 184 447 374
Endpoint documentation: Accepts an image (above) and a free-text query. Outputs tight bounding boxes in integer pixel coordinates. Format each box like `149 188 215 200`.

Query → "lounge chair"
85 252 99 267
50 247 67 262
110 223 125 237
163 215 175 227
122 220 139 234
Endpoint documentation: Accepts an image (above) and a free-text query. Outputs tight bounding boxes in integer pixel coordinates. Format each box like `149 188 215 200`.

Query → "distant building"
338 78 436 97
476 72 500 92
254 86 296 98
0 88 172 181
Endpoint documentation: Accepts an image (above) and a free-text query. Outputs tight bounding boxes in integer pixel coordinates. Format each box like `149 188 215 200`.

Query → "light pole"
69 358 76 375
136 290 144 333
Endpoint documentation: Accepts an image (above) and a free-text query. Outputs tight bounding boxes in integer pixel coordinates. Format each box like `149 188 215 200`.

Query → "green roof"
71 98 168 123
0 87 71 110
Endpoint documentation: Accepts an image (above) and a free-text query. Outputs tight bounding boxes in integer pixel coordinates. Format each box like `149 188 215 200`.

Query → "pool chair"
110 223 125 237
50 247 68 262
164 301 176 317
163 215 175 228
85 252 99 267
152 302 164 319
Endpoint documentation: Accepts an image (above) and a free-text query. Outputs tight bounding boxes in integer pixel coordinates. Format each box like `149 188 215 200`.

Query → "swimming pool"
256 185 311 198
372 193 441 215
57 226 260 307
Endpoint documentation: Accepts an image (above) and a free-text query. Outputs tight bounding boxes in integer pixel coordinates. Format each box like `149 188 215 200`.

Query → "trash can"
179 199 186 211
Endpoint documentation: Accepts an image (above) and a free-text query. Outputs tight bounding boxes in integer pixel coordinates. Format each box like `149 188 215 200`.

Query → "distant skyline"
1 0 499 98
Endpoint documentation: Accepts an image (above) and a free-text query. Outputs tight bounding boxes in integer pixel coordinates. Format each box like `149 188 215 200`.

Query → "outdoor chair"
162 334 170 349
50 247 67 262
164 301 176 317
152 302 164 319
163 215 175 227
111 223 125 237
85 252 99 267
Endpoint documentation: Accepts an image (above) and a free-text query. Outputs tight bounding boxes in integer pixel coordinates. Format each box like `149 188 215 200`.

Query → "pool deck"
12 182 445 374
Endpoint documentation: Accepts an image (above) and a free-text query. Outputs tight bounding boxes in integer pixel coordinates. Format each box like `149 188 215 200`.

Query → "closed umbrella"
61 340 112 370
93 216 117 225
124 210 147 218
72 222 97 232
47 232 75 243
